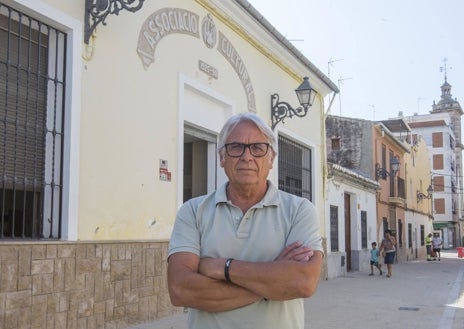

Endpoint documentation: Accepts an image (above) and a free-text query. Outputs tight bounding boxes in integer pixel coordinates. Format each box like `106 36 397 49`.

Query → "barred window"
398 219 403 247
0 4 66 239
420 225 425 246
278 135 312 201
408 223 412 248
361 211 367 249
330 205 339 252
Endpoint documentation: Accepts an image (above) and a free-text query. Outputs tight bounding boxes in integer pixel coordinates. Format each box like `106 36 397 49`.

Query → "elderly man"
168 112 323 329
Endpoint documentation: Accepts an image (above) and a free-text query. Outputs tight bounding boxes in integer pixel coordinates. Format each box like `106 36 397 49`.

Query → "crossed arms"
167 241 323 312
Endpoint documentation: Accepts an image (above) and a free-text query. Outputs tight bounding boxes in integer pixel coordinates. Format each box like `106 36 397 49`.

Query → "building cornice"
328 163 380 191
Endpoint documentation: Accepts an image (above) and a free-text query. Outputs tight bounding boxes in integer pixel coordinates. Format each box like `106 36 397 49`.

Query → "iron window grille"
407 223 412 248
329 205 339 252
361 211 367 249
278 135 312 202
0 4 66 239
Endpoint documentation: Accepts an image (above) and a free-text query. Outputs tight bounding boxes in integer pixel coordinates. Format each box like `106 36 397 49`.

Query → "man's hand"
275 241 314 262
198 241 316 282
168 253 261 312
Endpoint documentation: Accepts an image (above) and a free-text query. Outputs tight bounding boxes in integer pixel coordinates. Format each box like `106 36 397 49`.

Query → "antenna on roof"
337 76 352 116
328 57 343 79
369 105 375 121
417 97 425 113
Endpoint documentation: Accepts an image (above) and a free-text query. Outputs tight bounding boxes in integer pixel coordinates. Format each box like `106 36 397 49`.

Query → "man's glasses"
223 143 271 158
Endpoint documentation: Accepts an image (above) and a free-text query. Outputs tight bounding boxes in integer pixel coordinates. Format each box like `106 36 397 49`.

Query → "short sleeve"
285 198 323 254
168 200 202 259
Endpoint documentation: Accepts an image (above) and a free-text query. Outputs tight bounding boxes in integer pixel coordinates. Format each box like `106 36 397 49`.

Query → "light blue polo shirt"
169 181 323 329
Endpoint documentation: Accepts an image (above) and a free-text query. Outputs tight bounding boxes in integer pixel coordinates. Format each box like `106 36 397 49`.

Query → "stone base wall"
0 241 183 329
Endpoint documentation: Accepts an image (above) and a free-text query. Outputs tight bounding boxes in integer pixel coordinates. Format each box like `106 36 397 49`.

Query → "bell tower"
430 58 464 235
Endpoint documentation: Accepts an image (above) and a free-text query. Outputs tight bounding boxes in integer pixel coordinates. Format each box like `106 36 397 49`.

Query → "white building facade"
1 0 337 242
397 79 464 248
0 1 338 327
325 163 379 279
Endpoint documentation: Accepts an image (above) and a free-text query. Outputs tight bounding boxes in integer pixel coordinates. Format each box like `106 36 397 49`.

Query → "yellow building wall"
23 0 332 240
405 136 433 215
373 125 406 239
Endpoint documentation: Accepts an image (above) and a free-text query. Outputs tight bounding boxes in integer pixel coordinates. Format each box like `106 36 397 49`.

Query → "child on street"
369 242 383 276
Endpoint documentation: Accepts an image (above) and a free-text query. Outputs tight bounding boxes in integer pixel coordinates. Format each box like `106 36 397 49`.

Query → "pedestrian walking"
432 233 443 261
426 233 433 261
379 229 396 278
369 242 382 276
167 112 324 329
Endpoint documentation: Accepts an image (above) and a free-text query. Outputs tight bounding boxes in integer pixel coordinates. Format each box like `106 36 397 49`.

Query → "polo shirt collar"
215 180 280 207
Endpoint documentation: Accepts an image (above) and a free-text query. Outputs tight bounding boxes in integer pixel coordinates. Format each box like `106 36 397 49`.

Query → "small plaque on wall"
159 159 171 182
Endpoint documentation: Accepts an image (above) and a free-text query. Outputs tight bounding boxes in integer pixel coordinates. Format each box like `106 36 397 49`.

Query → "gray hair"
218 112 277 155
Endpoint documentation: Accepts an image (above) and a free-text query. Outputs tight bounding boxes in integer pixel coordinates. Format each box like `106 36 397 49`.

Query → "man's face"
220 121 275 188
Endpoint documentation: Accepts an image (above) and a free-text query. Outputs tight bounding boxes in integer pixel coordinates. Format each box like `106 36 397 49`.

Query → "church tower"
430 73 464 240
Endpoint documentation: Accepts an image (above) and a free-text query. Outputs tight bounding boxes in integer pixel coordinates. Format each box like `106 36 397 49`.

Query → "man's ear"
219 154 225 168
268 152 276 168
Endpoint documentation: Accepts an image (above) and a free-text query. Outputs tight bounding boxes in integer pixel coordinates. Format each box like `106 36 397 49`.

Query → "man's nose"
241 145 254 159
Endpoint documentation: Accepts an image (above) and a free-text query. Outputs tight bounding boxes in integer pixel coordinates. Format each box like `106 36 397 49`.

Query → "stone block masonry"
0 241 183 329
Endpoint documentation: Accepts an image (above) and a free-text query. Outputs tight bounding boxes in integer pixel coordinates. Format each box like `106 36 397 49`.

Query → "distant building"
325 115 430 275
380 119 433 261
395 78 463 248
325 162 379 279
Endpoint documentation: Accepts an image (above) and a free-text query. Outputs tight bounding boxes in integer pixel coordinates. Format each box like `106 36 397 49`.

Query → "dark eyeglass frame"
222 142 271 158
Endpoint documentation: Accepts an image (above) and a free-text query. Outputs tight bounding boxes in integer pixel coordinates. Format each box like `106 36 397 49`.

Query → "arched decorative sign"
137 8 256 112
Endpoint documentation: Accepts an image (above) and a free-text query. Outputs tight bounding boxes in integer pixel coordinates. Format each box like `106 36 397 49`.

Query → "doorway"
344 193 352 271
183 125 217 203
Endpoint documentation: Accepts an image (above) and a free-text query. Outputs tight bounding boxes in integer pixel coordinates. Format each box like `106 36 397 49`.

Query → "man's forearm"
199 251 323 301
168 253 261 312
230 252 323 300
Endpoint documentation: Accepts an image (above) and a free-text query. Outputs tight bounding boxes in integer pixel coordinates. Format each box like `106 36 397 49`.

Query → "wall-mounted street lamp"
271 77 317 130
417 185 433 203
85 0 145 44
375 156 400 180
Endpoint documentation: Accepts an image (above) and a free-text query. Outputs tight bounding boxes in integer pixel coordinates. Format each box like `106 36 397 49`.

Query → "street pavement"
126 249 464 329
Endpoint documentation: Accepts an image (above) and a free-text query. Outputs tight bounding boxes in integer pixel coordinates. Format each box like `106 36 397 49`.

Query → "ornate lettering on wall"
217 32 255 111
137 8 200 69
201 14 217 49
199 60 218 79
137 7 256 112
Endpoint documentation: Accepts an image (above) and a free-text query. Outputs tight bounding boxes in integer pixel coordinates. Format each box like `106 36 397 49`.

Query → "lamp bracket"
85 0 145 44
375 164 390 180
416 190 432 203
271 93 308 130
375 164 391 180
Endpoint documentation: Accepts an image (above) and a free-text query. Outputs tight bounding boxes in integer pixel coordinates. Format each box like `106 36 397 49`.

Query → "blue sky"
248 0 464 121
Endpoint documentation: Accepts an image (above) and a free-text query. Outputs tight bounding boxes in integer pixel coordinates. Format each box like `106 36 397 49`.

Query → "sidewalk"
126 250 464 329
